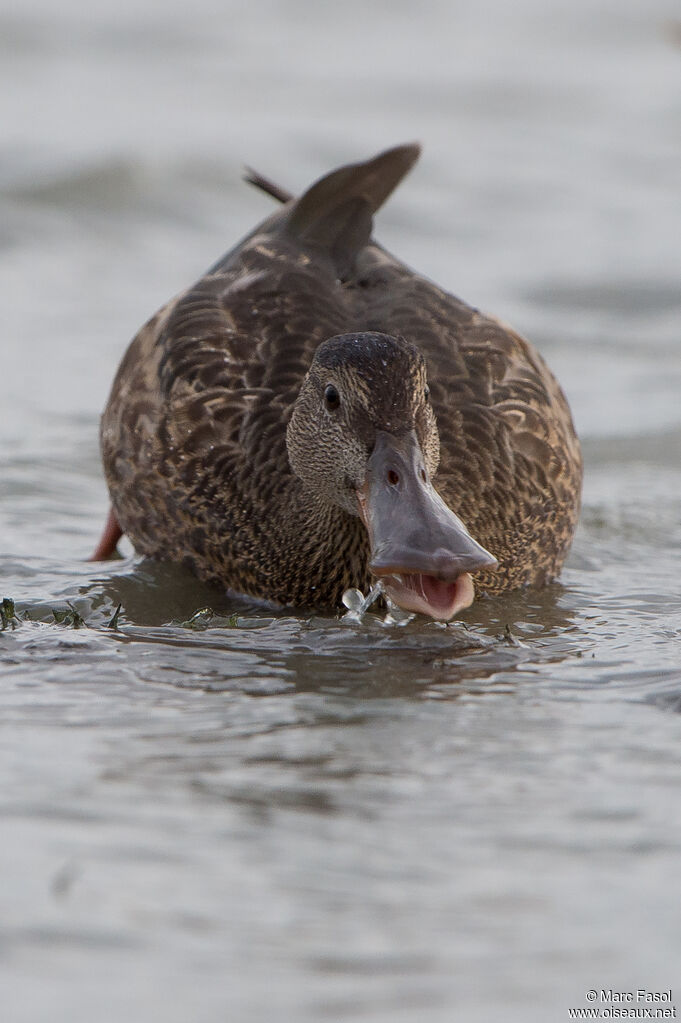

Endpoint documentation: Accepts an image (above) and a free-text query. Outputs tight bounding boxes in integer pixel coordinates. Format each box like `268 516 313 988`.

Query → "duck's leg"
88 507 123 561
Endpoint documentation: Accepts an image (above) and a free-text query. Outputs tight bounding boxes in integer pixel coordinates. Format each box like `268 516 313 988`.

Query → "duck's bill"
357 430 497 621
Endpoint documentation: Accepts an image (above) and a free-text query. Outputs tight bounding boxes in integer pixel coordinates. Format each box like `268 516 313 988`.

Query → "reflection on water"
2 0 681 1020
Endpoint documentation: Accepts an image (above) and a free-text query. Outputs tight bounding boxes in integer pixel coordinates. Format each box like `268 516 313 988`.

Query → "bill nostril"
419 467 427 483
387 469 400 486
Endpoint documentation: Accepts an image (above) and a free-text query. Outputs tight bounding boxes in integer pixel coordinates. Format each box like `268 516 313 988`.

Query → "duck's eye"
324 384 341 411
424 385 430 402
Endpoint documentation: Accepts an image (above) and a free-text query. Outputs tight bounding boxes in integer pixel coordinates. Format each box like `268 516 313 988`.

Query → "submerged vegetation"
2 596 95 631
177 607 239 630
51 602 86 628
1 597 242 634
107 603 122 630
1 597 18 630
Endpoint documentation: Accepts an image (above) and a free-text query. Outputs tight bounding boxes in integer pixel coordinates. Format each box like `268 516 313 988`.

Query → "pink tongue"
422 575 458 613
382 572 475 621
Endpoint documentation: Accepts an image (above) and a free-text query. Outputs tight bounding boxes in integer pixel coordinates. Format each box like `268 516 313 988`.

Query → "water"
1 1 681 1020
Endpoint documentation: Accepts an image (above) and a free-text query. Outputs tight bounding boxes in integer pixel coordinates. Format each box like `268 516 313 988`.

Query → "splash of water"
341 581 414 626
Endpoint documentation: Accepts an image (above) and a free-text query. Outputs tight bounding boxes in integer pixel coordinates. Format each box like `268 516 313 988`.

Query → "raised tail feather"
243 167 293 204
246 143 421 278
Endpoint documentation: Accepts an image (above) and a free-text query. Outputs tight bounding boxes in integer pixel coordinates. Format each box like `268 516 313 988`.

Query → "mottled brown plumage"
98 143 582 613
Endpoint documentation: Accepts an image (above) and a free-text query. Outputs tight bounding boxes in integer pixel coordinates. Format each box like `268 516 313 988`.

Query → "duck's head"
287 332 497 620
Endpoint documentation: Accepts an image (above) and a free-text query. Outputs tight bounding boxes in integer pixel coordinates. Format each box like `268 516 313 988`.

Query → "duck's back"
100 144 581 602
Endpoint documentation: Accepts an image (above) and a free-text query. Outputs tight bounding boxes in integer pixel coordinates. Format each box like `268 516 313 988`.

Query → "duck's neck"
264 482 372 609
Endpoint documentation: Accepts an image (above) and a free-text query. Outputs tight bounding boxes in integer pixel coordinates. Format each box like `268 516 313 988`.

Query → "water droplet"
342 588 364 612
341 581 385 620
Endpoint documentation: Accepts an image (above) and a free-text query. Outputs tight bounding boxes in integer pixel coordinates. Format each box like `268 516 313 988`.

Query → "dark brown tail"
281 142 421 278
215 144 421 284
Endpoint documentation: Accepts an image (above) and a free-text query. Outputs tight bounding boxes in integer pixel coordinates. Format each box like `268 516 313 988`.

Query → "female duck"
95 144 582 620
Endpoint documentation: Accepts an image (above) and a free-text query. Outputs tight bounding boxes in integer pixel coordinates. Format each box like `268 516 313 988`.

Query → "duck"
93 143 582 620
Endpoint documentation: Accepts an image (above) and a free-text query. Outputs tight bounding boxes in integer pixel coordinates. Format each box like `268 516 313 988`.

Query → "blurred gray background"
1 3 680 1022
